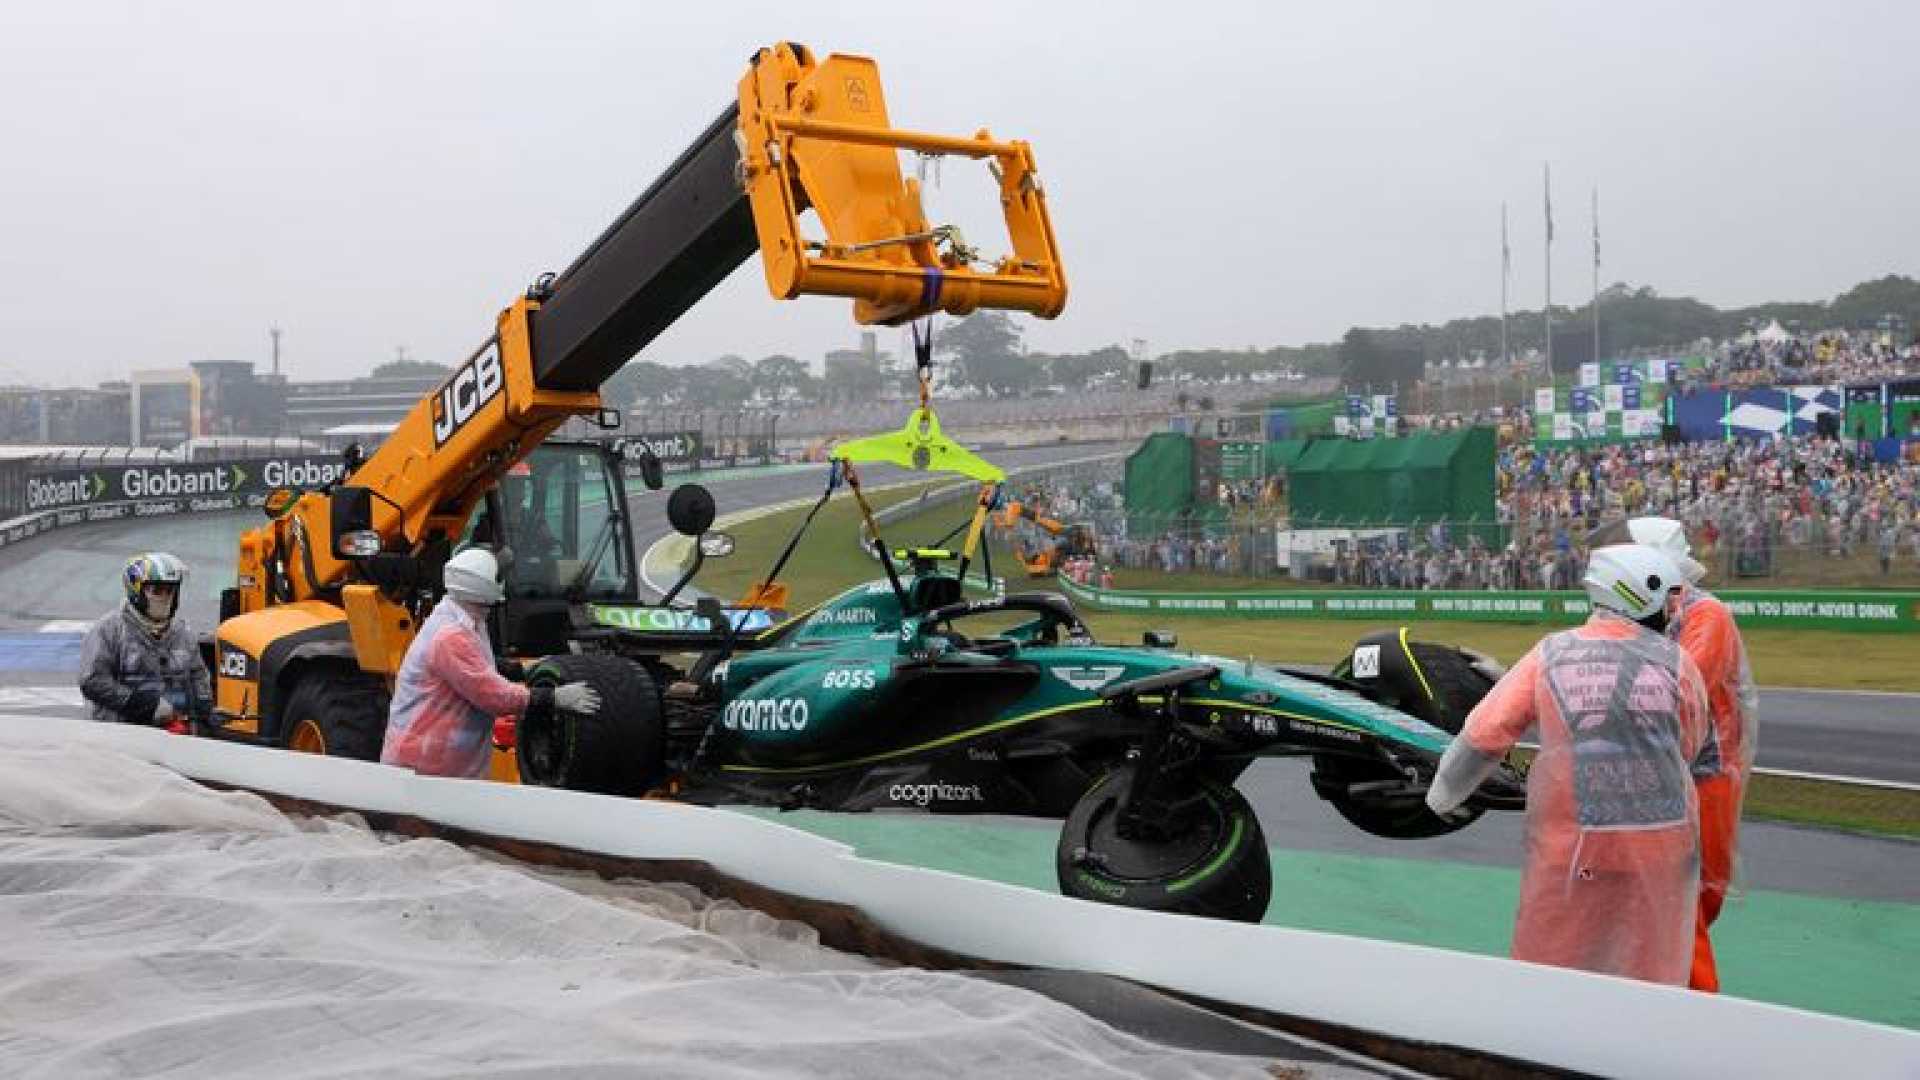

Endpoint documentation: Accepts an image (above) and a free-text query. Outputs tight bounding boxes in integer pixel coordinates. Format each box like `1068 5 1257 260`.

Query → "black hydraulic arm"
528 104 758 393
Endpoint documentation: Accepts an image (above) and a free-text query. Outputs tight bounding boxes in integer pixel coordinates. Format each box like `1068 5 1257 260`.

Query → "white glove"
1424 739 1503 817
153 698 176 723
553 682 601 716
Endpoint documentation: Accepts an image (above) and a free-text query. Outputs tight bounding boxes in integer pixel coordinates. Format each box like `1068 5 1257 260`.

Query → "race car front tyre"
1056 764 1270 923
521 654 664 796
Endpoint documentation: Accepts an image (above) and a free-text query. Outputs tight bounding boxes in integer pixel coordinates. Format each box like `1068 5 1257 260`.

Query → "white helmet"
1625 516 1706 583
1584 544 1683 623
1590 515 1705 583
444 547 505 606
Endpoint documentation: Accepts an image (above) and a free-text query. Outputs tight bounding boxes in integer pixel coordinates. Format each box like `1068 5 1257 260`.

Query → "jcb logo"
218 645 252 680
431 341 505 446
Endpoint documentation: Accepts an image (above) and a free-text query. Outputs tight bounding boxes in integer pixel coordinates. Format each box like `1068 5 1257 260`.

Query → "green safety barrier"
1055 577 1920 632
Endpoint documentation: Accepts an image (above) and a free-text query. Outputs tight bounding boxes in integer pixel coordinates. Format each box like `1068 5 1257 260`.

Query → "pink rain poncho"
1427 611 1713 985
380 596 530 779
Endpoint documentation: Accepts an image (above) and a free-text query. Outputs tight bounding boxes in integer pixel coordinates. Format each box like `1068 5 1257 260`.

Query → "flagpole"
1592 185 1601 369
1543 163 1553 376
1501 202 1511 368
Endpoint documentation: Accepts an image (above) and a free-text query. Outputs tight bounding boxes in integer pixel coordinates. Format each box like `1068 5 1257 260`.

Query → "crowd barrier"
1055 577 1920 632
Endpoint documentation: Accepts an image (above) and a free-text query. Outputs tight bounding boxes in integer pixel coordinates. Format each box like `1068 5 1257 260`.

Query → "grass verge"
697 491 1920 693
1742 773 1920 838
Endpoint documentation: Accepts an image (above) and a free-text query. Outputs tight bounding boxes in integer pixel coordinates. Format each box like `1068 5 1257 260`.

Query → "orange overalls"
1673 586 1757 992
1449 613 1713 984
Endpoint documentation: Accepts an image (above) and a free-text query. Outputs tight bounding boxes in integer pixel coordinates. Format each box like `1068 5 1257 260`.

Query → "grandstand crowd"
1698 327 1917 388
1000 428 1920 590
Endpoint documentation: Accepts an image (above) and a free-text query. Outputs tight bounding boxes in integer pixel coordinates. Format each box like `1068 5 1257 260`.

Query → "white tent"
1756 319 1791 344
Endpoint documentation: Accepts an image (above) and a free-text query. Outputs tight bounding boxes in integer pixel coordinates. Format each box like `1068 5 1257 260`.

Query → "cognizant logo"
888 781 985 806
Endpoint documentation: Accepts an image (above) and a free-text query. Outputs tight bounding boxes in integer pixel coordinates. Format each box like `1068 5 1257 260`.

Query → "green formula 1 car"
492 417 1523 924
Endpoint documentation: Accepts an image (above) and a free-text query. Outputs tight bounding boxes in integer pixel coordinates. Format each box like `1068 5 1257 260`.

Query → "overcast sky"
1 0 1914 387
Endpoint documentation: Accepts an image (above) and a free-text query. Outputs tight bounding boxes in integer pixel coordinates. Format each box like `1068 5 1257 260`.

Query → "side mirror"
666 483 716 538
636 451 664 491
341 441 367 473
698 531 736 558
595 407 623 431
616 439 665 490
1142 630 1177 648
329 486 377 558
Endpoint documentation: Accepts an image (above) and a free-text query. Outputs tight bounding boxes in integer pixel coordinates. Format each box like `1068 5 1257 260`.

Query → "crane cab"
464 440 643 657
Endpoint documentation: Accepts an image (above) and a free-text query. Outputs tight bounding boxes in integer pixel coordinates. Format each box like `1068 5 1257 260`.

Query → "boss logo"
820 667 877 690
217 645 253 680
431 341 505 446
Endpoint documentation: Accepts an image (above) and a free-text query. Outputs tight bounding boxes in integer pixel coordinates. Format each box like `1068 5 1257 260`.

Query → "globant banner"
1055 578 1920 632
620 431 703 467
0 456 347 554
23 457 348 514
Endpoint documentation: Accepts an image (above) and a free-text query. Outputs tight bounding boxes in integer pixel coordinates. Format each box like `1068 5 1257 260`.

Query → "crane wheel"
279 670 390 761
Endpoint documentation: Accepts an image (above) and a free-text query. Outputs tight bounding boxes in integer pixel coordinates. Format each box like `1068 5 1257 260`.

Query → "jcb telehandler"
207 43 1067 760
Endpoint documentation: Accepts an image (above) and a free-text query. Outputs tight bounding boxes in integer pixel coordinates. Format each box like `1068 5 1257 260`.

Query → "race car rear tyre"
1405 642 1496 731
1316 637 1495 838
280 669 388 761
1056 764 1270 923
1334 633 1494 732
521 654 664 796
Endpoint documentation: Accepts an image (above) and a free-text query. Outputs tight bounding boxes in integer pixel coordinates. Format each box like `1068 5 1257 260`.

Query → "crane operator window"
493 447 632 601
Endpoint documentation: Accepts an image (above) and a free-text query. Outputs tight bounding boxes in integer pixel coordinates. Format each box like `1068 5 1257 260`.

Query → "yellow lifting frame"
737 43 1068 326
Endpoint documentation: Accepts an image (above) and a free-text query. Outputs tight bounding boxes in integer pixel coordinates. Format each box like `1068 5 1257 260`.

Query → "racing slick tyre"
520 654 664 796
1317 640 1498 839
280 668 389 761
1404 641 1497 731
1056 764 1270 923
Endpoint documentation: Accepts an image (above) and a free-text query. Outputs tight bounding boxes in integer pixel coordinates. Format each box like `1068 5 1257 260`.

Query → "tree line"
371 274 1920 409
1340 274 1920 383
